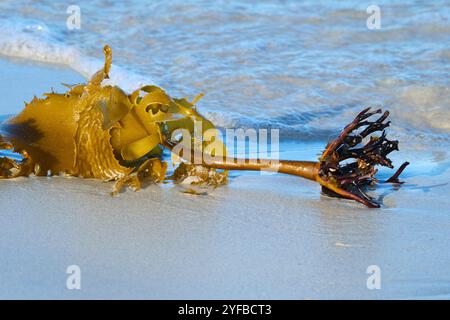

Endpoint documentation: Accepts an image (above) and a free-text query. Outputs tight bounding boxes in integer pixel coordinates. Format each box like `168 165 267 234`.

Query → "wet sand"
0 58 449 299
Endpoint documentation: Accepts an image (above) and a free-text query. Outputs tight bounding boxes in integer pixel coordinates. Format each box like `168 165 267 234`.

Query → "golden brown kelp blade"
0 44 227 194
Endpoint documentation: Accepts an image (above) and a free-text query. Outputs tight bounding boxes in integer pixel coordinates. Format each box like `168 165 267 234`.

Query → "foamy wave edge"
0 19 157 92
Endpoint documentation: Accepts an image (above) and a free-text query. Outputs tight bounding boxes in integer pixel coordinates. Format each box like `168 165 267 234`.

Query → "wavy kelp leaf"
110 82 229 186
110 86 175 162
0 44 228 191
0 44 228 192
0 45 131 180
73 95 131 180
2 93 81 176
171 162 227 187
101 86 133 129
112 158 167 195
120 134 161 161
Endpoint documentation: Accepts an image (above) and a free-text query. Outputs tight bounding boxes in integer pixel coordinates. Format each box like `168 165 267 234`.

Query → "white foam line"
0 19 155 93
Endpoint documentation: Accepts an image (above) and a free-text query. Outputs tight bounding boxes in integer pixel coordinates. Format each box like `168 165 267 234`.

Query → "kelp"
0 45 408 207
0 45 226 192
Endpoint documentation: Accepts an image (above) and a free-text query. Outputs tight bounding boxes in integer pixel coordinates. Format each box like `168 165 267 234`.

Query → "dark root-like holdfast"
317 108 409 208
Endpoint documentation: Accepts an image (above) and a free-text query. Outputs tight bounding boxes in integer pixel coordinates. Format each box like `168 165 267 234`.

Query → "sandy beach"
0 57 449 299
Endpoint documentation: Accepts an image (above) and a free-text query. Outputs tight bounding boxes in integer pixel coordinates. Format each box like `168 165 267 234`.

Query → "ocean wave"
0 18 155 93
0 1 448 144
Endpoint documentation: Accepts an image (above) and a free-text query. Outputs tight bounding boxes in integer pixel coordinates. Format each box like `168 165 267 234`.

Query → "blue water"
0 0 449 142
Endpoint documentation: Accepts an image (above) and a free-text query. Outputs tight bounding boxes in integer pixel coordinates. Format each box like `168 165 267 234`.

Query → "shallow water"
0 0 448 142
